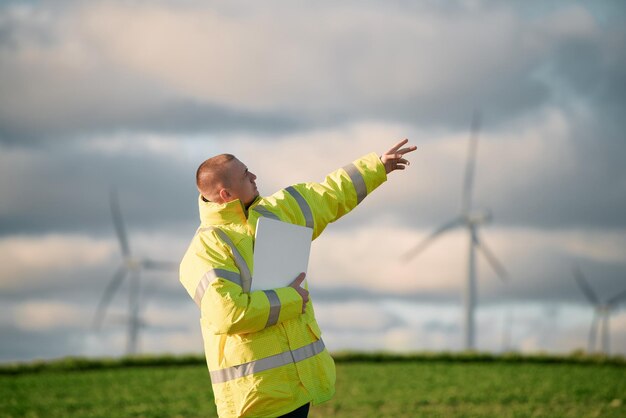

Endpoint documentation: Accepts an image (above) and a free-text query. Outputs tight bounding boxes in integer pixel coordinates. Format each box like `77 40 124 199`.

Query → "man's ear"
218 188 231 203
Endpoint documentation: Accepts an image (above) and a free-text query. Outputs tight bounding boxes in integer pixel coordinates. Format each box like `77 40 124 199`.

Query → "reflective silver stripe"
197 227 252 293
343 163 367 204
285 186 314 229
254 206 280 221
291 338 325 362
194 269 242 307
262 290 281 327
209 339 325 384
213 229 252 293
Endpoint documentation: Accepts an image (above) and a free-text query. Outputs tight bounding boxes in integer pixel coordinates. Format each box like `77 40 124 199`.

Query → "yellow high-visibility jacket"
179 153 387 418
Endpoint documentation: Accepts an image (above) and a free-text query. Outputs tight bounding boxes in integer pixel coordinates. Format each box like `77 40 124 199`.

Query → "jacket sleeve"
257 152 387 239
179 230 304 335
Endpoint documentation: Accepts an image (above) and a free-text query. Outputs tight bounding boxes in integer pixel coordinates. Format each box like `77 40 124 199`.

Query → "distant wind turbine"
573 266 626 355
93 188 178 355
402 112 508 350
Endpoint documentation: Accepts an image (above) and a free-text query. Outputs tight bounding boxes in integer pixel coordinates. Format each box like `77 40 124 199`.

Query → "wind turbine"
573 266 626 355
93 188 178 355
402 112 508 350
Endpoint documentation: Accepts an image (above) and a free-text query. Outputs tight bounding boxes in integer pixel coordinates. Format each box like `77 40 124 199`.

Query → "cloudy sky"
1 0 626 362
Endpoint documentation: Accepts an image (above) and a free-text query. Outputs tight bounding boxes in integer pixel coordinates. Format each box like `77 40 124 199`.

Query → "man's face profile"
222 158 259 207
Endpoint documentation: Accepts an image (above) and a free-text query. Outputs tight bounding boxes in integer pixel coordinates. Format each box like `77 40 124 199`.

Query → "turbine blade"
93 265 128 330
572 266 600 305
474 232 508 281
110 188 131 257
607 288 626 306
461 111 481 214
401 217 464 262
142 259 179 271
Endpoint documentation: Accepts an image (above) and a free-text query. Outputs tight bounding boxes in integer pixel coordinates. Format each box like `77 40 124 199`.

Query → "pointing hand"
380 138 417 174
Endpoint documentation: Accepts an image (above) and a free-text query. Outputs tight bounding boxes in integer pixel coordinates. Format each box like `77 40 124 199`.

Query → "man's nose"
250 172 257 181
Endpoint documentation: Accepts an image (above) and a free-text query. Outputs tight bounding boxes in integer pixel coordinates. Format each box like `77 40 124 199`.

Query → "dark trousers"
278 403 310 418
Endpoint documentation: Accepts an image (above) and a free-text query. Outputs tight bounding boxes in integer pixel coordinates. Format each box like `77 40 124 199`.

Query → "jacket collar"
198 195 260 226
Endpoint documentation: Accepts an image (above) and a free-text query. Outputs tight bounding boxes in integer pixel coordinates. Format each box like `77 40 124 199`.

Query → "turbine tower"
403 112 508 350
93 189 178 355
573 266 626 355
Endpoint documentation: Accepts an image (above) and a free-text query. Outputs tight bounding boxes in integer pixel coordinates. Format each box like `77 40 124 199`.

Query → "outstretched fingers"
388 138 409 154
393 158 410 169
397 146 416 155
380 139 417 174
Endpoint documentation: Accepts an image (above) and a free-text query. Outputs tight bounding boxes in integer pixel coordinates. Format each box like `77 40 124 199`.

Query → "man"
179 139 417 418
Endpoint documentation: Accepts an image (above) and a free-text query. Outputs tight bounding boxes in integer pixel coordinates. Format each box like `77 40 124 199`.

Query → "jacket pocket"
306 319 322 341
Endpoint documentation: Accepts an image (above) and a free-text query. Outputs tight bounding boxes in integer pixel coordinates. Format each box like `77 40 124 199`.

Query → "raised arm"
251 139 417 239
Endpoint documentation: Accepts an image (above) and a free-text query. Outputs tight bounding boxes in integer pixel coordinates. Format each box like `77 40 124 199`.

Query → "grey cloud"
550 33 626 108
489 118 626 230
2 1 624 145
2 0 626 362
366 111 626 232
423 319 460 334
309 285 454 304
476 252 626 306
0 258 185 309
128 101 304 137
0 143 198 235
0 326 84 362
0 315 193 362
0 265 193 362
0 2 308 145
0 100 308 147
1 258 624 362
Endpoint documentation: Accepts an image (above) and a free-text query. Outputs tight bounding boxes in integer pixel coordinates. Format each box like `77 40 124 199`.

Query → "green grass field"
2 354 625 417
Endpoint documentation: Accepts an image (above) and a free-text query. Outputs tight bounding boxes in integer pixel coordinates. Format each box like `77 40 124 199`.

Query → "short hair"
196 154 236 200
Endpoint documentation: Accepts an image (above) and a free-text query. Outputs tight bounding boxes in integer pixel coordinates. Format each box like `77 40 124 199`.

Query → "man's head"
196 154 259 207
